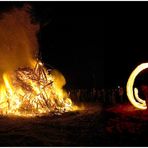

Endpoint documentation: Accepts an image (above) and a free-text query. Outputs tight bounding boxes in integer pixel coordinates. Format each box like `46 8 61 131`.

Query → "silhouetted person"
111 89 116 105
101 89 106 105
119 86 124 103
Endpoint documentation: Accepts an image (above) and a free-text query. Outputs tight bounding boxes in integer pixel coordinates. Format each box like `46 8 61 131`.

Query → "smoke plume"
0 5 39 83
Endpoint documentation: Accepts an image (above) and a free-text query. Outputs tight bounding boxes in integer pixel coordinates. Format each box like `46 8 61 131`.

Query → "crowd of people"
69 86 127 106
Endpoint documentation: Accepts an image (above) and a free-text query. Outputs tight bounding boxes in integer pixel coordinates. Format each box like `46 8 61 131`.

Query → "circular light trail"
126 63 148 110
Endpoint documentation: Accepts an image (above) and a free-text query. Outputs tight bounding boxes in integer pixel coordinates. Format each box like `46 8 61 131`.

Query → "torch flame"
126 63 148 110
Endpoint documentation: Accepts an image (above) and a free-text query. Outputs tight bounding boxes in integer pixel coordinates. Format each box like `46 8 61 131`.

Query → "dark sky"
31 2 104 89
1 2 148 89
105 2 148 88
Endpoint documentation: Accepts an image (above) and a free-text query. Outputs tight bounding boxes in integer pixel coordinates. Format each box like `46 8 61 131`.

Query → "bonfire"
0 5 77 117
0 60 74 116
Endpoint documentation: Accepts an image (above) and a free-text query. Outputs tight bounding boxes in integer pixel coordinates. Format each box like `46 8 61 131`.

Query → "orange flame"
0 5 79 116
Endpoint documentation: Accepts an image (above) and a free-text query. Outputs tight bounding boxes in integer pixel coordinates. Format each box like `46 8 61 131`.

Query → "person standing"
118 86 124 103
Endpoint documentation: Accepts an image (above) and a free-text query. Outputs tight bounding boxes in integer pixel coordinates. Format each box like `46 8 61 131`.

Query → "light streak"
126 63 148 110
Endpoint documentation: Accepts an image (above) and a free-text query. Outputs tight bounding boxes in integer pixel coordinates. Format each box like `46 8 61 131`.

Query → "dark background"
104 2 148 89
33 2 105 89
1 2 148 89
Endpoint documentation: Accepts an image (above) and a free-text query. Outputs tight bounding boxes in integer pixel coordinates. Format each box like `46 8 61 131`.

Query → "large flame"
0 60 74 116
0 5 77 116
126 63 148 110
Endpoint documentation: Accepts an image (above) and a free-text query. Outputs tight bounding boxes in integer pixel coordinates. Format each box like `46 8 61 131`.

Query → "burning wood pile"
0 5 80 117
0 60 74 116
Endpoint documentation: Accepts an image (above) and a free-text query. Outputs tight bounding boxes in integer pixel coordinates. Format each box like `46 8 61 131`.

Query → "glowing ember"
126 63 148 110
0 5 78 116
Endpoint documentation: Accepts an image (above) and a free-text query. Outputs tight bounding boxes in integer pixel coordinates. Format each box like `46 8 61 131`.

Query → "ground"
0 102 148 146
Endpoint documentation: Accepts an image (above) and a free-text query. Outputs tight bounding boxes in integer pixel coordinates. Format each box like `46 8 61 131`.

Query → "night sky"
105 2 148 88
32 2 104 89
1 2 148 89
